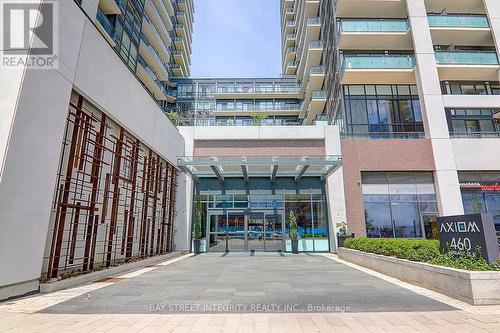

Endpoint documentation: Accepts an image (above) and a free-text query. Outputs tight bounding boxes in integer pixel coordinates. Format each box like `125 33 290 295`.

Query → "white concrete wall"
407 0 464 216
483 0 500 83
324 126 345 252
442 95 500 109
187 125 327 140
0 0 185 299
452 139 500 170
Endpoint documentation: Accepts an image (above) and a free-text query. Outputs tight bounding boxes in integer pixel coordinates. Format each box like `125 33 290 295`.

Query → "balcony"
435 51 498 65
136 56 175 102
339 19 412 50
213 103 303 116
342 54 416 84
96 8 116 46
428 15 489 28
428 15 493 46
286 61 299 75
337 0 407 18
144 2 172 47
139 35 170 81
142 14 171 61
170 63 185 77
99 0 120 15
304 90 327 124
213 83 300 99
176 11 186 23
344 54 416 69
175 23 185 36
151 0 173 31
435 51 500 81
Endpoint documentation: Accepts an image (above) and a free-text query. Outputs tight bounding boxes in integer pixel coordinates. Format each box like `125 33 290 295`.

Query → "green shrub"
343 237 500 271
343 237 440 262
429 251 500 271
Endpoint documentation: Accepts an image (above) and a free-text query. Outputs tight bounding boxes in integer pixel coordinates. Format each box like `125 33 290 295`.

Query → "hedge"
343 237 440 262
343 237 500 271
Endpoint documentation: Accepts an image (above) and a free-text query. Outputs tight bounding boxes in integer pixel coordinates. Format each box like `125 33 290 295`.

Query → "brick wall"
341 139 436 237
193 139 326 157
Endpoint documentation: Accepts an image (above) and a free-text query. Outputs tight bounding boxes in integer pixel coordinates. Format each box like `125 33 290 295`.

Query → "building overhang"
177 155 342 182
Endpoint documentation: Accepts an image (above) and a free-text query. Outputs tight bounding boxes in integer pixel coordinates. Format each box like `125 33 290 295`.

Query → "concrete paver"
0 253 499 332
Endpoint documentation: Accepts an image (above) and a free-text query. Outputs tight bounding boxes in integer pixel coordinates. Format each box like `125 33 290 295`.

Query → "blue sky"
190 0 282 78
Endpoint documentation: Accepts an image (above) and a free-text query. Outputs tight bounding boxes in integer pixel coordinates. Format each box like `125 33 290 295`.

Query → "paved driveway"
41 252 454 314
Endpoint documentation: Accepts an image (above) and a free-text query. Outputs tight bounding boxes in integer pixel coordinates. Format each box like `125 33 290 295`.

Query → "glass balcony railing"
147 0 170 36
343 54 416 69
309 41 323 49
143 13 172 57
434 51 499 65
287 47 297 53
96 8 116 39
312 90 327 99
287 61 299 67
428 15 489 29
140 35 171 78
340 19 409 32
137 56 174 97
216 104 303 112
308 17 320 25
286 34 296 40
286 20 295 26
309 66 325 75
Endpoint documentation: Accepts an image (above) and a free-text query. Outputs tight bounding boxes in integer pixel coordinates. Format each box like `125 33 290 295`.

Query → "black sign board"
437 213 499 263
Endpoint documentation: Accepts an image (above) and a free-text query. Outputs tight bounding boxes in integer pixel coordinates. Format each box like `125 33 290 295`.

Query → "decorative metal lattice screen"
42 91 177 280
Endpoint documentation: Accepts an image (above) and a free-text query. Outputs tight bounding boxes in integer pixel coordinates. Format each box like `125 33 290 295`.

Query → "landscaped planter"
338 247 500 305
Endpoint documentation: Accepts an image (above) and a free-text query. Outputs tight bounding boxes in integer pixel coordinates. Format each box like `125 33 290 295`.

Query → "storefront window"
460 172 500 237
194 177 329 252
362 172 437 238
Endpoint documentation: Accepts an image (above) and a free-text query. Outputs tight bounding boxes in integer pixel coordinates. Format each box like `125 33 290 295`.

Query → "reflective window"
459 172 500 237
362 172 437 238
447 109 500 138
442 81 500 95
343 85 423 137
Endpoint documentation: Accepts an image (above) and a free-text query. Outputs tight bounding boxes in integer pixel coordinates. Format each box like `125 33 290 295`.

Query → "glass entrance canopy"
177 155 342 182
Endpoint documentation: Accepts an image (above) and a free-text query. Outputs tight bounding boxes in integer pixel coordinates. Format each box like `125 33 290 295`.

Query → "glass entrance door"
264 213 284 251
247 212 265 251
207 210 284 252
227 212 246 250
208 210 246 252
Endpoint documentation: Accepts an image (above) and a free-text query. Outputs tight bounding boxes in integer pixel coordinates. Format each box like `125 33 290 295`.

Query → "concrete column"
406 0 464 216
324 125 345 251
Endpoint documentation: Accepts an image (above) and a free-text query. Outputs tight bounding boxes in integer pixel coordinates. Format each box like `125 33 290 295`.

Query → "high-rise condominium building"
89 0 194 111
1 0 499 300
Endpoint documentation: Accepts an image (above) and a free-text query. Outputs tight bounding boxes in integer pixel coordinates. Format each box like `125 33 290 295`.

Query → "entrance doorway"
207 210 284 252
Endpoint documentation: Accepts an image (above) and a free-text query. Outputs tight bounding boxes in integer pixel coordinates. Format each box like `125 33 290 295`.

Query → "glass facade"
173 78 303 125
446 109 500 138
459 172 500 237
362 172 438 238
193 177 328 252
441 81 500 95
342 84 424 138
